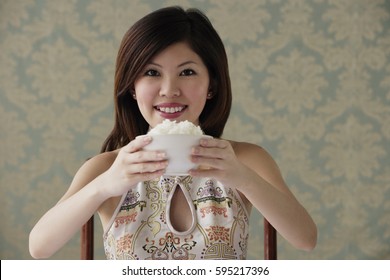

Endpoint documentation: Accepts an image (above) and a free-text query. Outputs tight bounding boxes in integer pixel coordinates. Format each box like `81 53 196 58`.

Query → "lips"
157 106 185 113
155 103 187 119
155 104 187 113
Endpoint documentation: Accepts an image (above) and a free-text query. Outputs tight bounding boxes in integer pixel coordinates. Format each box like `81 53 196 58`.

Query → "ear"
207 79 217 99
131 90 136 100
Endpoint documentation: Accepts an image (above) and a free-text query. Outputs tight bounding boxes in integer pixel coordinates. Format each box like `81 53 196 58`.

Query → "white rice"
148 120 204 135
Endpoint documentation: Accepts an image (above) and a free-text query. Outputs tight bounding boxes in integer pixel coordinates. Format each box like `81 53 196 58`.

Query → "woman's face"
134 42 211 128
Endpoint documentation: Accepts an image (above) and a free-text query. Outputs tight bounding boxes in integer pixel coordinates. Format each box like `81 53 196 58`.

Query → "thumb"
122 135 152 153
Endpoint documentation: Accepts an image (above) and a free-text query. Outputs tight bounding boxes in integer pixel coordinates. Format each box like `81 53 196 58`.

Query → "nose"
159 77 180 97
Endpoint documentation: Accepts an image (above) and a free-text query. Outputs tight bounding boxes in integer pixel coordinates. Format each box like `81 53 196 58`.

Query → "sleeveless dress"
103 176 250 260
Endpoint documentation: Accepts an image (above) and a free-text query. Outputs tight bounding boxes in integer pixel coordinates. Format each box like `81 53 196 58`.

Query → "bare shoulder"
229 140 292 195
58 150 119 203
229 140 275 169
79 150 118 178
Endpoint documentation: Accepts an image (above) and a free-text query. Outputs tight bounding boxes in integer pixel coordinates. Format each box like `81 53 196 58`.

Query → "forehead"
150 42 204 65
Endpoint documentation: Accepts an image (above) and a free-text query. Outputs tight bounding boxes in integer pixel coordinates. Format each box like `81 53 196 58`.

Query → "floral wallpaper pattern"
1 0 389 259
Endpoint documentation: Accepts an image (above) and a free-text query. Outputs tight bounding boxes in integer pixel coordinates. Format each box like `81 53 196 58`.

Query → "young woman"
29 6 317 260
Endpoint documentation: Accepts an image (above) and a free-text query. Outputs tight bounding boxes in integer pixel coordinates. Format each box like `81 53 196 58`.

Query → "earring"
207 92 213 98
130 90 136 99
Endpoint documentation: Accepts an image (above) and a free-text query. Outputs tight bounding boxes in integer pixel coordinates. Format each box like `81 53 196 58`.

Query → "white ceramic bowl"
142 134 212 175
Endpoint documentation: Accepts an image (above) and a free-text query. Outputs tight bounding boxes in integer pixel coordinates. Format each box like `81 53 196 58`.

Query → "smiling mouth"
155 106 187 113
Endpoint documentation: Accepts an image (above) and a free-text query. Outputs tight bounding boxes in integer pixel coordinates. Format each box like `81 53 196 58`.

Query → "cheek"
183 81 208 98
135 81 157 94
187 88 208 112
134 83 158 102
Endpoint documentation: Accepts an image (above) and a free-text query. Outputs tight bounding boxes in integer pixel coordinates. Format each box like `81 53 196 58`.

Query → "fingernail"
192 147 199 155
157 152 166 159
143 136 152 142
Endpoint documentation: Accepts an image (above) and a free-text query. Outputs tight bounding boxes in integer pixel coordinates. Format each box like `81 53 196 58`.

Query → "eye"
180 69 196 76
144 69 160 76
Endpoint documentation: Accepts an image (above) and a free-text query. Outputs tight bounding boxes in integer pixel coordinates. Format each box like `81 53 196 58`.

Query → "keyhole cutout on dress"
168 185 193 233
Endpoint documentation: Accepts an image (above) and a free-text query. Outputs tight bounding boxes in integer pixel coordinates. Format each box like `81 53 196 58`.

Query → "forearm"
29 174 108 259
239 172 317 251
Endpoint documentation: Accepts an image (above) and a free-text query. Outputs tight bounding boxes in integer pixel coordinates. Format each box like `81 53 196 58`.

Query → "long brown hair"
101 6 232 152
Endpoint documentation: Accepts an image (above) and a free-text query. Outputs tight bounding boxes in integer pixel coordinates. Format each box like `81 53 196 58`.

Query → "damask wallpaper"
1 0 389 260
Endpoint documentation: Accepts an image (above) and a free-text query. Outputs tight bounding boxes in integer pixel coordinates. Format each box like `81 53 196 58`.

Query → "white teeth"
158 107 184 113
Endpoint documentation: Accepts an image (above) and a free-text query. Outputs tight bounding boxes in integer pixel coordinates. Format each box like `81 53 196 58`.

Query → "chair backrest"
80 215 277 260
263 218 277 260
80 215 94 260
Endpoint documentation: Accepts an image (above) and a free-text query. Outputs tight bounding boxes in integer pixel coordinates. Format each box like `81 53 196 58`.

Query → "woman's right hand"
100 135 168 197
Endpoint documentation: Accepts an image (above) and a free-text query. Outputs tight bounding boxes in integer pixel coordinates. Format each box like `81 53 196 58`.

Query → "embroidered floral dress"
103 176 250 260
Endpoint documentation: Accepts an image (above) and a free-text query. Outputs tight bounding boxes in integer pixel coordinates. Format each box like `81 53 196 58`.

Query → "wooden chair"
80 215 277 260
81 215 94 260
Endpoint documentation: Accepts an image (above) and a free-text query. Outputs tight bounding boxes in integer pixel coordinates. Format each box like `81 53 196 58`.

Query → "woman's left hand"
189 138 255 188
189 138 318 251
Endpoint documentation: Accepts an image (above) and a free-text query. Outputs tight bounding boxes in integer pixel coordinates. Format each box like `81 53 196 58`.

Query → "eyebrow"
147 61 197 68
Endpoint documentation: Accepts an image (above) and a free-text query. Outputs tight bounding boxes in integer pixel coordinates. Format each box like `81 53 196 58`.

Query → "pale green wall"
1 0 389 259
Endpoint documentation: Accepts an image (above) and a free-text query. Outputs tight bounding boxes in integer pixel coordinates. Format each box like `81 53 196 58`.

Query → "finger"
123 135 152 153
189 167 221 178
192 145 226 160
200 138 229 149
122 149 167 167
131 169 166 182
191 155 224 170
128 160 168 174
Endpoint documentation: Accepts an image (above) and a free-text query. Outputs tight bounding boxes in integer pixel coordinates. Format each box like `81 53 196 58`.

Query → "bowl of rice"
141 120 212 175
